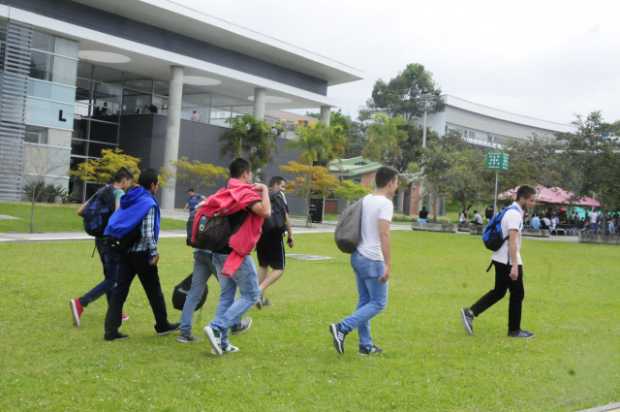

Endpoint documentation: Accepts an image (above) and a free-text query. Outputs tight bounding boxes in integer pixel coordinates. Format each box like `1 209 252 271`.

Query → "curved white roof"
443 95 575 133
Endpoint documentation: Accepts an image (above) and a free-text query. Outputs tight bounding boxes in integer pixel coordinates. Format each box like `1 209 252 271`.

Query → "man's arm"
142 207 159 265
285 212 294 247
378 219 391 283
508 229 519 280
250 183 271 218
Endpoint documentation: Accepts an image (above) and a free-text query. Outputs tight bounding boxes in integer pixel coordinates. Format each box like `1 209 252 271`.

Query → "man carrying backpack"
255 176 293 308
460 185 537 339
203 158 271 355
70 167 133 327
329 166 399 356
103 169 179 341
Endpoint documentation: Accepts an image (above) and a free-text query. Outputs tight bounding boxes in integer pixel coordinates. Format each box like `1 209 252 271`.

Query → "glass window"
72 118 89 139
93 82 122 119
25 126 48 144
71 139 87 156
54 37 79 59
31 31 54 52
29 50 52 81
52 55 78 86
88 142 116 158
89 120 118 144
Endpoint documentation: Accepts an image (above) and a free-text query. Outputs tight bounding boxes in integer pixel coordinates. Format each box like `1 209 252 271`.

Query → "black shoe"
508 329 534 338
359 344 383 355
329 323 346 354
176 334 196 344
460 308 474 335
231 317 253 335
156 323 180 336
104 332 128 341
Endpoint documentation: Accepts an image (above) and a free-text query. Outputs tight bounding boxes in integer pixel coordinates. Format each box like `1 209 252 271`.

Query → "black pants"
470 261 524 332
104 251 169 336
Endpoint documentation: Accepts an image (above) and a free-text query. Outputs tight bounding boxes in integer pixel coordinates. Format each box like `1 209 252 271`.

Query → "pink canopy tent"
499 185 601 208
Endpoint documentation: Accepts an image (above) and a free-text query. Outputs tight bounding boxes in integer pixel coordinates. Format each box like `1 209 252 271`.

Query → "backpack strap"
486 260 494 272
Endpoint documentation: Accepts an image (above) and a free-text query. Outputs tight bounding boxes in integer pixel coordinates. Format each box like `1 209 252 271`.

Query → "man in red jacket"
204 158 271 355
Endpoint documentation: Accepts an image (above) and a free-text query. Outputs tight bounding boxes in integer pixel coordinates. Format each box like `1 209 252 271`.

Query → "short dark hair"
187 188 195 193
138 168 159 189
516 185 536 200
112 167 133 183
268 176 286 187
375 166 399 188
229 158 251 178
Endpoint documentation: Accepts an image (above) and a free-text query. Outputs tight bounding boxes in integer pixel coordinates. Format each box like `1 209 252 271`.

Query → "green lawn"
0 202 186 233
1 232 618 411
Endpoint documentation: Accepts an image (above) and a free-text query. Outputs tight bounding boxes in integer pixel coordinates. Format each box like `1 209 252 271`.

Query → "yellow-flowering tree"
173 157 228 194
71 148 141 184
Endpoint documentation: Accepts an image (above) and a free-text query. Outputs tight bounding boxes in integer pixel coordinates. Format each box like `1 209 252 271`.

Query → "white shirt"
492 202 524 265
357 194 394 261
590 211 598 224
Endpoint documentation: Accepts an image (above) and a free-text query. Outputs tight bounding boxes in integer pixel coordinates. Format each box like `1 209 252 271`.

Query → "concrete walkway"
579 402 620 412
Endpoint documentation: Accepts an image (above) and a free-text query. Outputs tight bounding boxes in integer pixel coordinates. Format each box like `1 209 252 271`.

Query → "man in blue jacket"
103 169 178 341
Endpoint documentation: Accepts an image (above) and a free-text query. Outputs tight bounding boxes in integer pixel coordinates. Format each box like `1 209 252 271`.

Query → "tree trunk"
432 192 438 221
305 171 312 228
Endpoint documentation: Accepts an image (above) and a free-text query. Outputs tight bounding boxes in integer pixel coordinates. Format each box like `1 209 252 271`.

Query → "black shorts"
256 232 285 270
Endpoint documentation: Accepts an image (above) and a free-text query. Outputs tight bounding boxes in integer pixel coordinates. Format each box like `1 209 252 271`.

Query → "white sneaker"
211 343 240 355
203 325 223 356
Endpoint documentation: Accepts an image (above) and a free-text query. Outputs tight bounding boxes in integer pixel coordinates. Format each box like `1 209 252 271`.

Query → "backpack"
482 205 518 251
263 192 287 234
82 185 116 237
190 207 248 252
334 198 364 254
106 223 142 253
171 273 209 311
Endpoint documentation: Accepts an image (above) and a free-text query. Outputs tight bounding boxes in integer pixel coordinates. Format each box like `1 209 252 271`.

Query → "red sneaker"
121 313 129 322
70 298 84 327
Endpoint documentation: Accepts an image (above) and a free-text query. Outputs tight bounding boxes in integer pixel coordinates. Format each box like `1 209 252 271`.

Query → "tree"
290 122 346 166
365 63 443 121
219 114 282 174
333 180 370 204
173 157 227 195
71 148 140 185
501 136 565 191
280 161 340 225
362 113 408 170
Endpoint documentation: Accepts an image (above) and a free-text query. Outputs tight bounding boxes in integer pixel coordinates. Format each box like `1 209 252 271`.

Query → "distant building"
426 95 576 148
328 156 383 187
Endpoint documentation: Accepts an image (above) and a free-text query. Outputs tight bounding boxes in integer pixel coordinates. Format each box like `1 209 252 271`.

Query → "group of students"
69 158 537 356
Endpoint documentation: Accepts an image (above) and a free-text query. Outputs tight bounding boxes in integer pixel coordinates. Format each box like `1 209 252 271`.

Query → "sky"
177 0 620 124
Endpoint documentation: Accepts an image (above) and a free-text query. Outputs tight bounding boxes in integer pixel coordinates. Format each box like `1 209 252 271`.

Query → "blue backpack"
482 205 518 251
82 185 116 237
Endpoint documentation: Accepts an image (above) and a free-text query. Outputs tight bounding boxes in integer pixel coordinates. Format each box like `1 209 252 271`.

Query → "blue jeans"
79 238 118 307
339 251 388 347
210 253 261 346
179 250 215 336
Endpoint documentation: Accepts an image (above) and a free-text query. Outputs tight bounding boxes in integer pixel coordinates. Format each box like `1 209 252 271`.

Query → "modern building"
427 95 575 148
0 0 362 208
328 156 383 187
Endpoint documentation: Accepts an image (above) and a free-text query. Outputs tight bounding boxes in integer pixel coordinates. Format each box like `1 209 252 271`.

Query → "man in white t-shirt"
460 185 537 339
329 166 398 355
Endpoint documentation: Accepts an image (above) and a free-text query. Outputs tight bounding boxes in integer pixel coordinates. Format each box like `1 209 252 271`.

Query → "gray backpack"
334 197 364 253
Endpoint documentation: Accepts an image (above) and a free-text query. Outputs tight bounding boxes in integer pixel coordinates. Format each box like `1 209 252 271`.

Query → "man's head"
516 185 536 209
229 158 252 183
112 167 134 190
268 176 287 192
138 168 159 194
375 166 399 197
187 188 195 196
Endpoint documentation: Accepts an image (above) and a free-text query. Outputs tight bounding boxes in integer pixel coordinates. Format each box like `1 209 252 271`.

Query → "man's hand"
379 265 390 283
253 183 268 193
150 255 160 266
509 265 519 281
287 236 294 248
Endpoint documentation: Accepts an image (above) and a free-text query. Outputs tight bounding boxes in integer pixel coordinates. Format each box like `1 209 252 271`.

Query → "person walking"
70 167 134 327
255 176 294 308
203 158 271 355
103 169 179 341
184 188 205 213
329 166 399 355
460 185 537 339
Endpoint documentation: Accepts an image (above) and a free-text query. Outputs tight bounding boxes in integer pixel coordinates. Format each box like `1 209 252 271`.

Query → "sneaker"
329 323 346 354
156 323 180 336
460 308 474 335
104 332 128 341
261 297 271 307
204 325 223 356
231 317 253 335
69 298 84 327
121 313 129 322
359 344 383 355
211 343 240 355
508 329 535 339
176 334 196 344
255 297 263 310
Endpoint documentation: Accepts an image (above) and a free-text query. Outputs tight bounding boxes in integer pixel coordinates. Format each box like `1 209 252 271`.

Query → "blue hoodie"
104 186 160 241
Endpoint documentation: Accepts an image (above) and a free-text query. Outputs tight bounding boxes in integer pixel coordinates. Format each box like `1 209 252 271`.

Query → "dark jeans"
104 251 169 336
470 261 525 332
79 238 118 307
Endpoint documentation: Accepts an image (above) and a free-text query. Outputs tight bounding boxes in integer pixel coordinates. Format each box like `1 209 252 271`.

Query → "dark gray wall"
118 114 307 214
7 0 328 95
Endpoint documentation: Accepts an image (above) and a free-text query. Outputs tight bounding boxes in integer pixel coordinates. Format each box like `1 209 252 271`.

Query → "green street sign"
485 152 509 171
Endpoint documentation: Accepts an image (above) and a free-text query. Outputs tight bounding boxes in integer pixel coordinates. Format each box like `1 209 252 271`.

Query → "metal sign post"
485 152 509 215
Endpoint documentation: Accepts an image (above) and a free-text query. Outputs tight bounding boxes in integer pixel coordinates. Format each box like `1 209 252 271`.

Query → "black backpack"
82 185 116 237
172 273 209 311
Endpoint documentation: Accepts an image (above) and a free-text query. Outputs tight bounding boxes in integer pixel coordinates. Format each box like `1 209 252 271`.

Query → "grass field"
1 232 618 411
0 202 186 233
